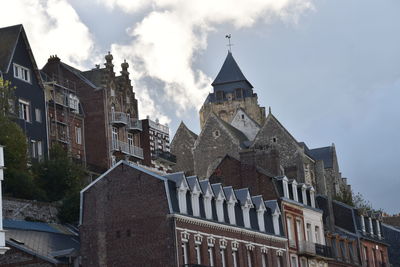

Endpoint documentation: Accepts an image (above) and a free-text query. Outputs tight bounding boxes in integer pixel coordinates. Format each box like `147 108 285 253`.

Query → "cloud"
99 0 313 123
0 0 95 68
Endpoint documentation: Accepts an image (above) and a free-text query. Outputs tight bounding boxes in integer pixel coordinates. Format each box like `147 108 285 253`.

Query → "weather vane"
225 34 233 52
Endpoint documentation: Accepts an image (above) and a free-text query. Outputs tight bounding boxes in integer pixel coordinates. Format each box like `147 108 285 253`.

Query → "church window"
216 91 224 101
213 130 220 138
272 137 277 143
241 114 245 119
235 88 243 99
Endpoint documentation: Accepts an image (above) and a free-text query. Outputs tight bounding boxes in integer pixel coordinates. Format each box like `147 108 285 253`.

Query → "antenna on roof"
225 34 233 52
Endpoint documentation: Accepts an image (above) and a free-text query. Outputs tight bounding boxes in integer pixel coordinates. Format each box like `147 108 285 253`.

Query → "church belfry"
199 51 266 129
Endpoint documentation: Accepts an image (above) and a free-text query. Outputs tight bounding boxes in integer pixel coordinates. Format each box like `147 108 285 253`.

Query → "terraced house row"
1 23 399 266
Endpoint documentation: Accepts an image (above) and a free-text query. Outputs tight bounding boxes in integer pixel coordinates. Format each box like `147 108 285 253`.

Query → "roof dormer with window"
187 176 202 217
199 180 214 220
223 186 238 225
235 188 254 229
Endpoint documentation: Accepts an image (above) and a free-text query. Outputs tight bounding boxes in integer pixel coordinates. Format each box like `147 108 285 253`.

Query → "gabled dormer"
186 176 202 217
265 200 282 235
199 180 215 220
164 172 189 214
251 195 267 232
211 183 226 223
235 188 254 228
223 186 238 225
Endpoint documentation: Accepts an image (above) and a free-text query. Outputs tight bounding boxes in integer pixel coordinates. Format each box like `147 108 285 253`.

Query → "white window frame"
18 99 30 122
242 205 251 228
292 180 298 201
37 141 43 160
191 186 201 217
283 177 289 198
228 200 236 225
35 108 41 123
31 140 36 158
75 126 82 145
13 63 31 83
216 193 225 223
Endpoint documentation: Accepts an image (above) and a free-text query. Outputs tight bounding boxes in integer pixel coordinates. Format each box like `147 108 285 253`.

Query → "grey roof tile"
0 24 22 72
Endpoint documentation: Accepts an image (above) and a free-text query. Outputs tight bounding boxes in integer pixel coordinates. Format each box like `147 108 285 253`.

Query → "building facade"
80 161 288 266
41 69 86 164
0 24 48 161
42 54 143 174
140 118 175 172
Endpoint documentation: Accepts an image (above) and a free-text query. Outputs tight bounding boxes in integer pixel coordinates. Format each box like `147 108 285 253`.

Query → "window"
128 133 134 151
216 91 224 101
247 250 254 267
112 127 118 150
204 195 213 220
35 108 41 122
241 114 245 119
277 255 284 267
31 140 36 158
111 155 116 166
258 209 266 232
306 223 312 242
220 248 227 267
216 198 225 222
213 130 220 138
37 141 43 160
191 191 200 217
181 242 189 265
301 258 307 267
75 127 82 145
235 88 243 99
243 206 251 228
228 201 236 225
18 99 30 122
232 251 238 267
261 253 268 267
291 255 298 267
315 226 321 244
13 63 31 83
208 247 215 267
287 217 294 242
296 219 303 241
195 245 202 264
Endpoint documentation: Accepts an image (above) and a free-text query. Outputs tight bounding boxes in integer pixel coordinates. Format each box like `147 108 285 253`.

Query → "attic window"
213 130 220 138
241 114 245 119
272 137 277 143
13 63 31 83
235 88 243 99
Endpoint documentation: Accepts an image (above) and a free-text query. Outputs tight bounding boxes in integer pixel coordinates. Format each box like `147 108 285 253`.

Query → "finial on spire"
269 106 272 114
225 34 233 52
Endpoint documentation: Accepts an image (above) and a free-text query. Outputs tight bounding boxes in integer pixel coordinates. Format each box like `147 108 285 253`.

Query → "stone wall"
2 197 59 223
170 122 197 175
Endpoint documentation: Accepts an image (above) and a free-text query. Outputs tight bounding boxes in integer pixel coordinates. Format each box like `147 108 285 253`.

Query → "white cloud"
100 0 313 122
0 0 95 68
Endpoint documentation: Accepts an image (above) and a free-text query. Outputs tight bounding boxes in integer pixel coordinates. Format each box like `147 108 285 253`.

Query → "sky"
1 0 399 213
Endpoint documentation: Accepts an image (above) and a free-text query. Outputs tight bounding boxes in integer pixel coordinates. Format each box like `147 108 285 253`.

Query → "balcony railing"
183 265 211 267
110 112 128 126
128 118 142 132
152 150 177 165
111 139 143 159
315 243 333 258
298 240 316 256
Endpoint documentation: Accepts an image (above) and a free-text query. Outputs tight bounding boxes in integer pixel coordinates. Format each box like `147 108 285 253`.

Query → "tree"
0 77 16 116
33 144 85 202
352 192 373 211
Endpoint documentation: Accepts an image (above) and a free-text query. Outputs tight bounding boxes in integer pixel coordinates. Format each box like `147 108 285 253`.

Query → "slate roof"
4 219 79 264
382 223 400 266
234 188 252 206
212 51 253 88
0 24 22 72
306 146 334 168
214 113 249 148
82 68 106 87
60 62 98 89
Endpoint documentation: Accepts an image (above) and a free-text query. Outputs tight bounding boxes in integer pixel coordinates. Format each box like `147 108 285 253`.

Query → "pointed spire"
211 51 253 88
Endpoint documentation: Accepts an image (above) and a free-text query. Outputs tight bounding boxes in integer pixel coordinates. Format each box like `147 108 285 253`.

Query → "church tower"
199 51 266 129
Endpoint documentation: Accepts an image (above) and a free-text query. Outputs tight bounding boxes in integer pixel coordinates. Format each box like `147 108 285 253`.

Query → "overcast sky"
1 0 399 213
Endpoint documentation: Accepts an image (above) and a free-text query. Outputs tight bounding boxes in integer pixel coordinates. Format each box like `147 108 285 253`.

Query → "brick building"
41 69 85 164
140 117 175 172
209 154 331 267
42 53 143 175
80 161 288 266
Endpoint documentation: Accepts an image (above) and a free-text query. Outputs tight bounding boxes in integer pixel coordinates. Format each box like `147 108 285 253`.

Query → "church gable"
252 113 304 171
230 108 260 141
193 113 247 179
170 122 198 175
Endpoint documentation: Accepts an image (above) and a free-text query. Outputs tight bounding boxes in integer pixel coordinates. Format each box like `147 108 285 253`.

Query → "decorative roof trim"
172 214 287 243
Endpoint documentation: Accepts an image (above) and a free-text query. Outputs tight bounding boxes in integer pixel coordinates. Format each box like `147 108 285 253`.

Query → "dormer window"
272 208 281 235
282 177 289 198
309 187 315 208
177 183 188 214
216 193 225 223
227 198 236 225
191 190 200 217
369 217 374 235
256 204 266 232
13 63 31 83
292 180 298 202
204 193 213 220
360 215 366 233
235 88 243 99
375 220 381 239
242 205 251 228
301 185 307 205
216 91 224 101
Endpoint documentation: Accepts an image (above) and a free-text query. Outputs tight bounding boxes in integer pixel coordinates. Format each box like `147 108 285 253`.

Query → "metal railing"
298 240 316 255
315 243 333 258
153 149 176 164
149 119 169 134
111 139 143 159
128 118 142 131
110 112 128 125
